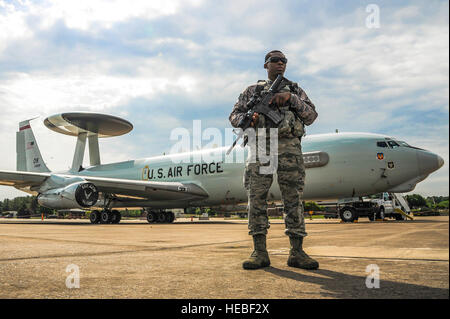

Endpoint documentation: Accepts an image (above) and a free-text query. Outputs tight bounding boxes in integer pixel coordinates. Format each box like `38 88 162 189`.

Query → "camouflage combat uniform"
229 78 318 238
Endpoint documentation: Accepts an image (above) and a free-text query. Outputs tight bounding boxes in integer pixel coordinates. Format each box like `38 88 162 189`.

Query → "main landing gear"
89 210 121 224
89 194 122 224
146 210 175 224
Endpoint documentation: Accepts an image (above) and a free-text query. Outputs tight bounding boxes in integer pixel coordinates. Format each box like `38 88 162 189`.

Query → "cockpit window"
387 141 400 148
381 138 426 150
396 140 425 150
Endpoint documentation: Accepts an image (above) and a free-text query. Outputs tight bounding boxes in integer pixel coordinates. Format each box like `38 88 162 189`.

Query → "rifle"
226 74 285 155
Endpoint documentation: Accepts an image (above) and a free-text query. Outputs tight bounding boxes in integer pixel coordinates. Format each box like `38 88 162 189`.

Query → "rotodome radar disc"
44 112 133 137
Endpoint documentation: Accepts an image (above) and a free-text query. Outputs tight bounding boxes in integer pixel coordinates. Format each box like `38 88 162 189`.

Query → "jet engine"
37 182 99 210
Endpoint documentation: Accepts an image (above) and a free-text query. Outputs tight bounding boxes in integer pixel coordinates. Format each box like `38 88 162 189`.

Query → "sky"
0 0 448 200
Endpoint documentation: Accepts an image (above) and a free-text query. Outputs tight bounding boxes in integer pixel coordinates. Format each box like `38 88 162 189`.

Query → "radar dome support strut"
44 112 133 172
88 134 101 166
73 132 88 172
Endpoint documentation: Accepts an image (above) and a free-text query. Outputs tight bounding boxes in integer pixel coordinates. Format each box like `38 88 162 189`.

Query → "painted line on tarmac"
0 238 254 262
268 253 448 263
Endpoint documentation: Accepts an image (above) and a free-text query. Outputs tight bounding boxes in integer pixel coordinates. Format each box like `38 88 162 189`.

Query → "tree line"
0 193 447 217
405 195 449 209
0 196 54 217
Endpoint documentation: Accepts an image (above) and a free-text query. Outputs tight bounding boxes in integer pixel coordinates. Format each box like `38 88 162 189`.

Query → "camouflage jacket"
229 78 318 131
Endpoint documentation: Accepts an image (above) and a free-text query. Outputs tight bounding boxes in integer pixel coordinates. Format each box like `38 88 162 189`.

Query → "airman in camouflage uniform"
229 50 319 270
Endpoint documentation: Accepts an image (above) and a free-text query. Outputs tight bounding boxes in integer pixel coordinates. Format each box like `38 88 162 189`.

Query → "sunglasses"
266 56 288 64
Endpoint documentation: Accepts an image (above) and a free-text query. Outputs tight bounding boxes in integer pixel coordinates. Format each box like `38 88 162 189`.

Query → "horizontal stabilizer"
0 170 50 188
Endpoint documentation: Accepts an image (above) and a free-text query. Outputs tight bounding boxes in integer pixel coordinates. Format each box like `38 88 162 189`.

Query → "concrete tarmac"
0 216 448 299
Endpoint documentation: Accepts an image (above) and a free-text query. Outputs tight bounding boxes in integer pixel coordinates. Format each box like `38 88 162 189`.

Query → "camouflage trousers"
244 138 307 238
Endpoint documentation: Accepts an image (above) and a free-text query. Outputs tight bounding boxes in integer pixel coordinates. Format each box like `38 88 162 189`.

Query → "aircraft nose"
437 155 444 168
417 150 444 175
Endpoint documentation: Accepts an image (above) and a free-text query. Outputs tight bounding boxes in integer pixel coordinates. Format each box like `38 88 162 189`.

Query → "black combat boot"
287 236 319 270
242 234 271 270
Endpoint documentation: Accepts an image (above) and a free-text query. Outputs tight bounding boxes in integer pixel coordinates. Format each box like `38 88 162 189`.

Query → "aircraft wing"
81 175 209 201
0 170 209 202
0 170 50 188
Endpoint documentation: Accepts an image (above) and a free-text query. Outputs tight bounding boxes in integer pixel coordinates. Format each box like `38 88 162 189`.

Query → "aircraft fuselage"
61 133 442 209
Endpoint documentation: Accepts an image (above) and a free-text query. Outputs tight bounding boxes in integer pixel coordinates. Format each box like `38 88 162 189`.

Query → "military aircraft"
0 112 444 224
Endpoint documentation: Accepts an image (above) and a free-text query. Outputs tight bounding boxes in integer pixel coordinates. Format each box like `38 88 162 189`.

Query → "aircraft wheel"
111 210 121 224
147 211 157 223
90 210 101 224
340 206 356 223
100 210 112 224
166 212 175 223
157 212 166 223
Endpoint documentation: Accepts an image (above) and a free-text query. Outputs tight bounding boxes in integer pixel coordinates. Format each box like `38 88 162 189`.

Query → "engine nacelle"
37 182 99 210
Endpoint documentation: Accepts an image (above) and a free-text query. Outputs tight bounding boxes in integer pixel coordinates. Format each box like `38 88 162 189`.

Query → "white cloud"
286 24 449 99
7 0 204 30
0 63 198 114
393 5 421 21
0 2 33 52
209 36 265 53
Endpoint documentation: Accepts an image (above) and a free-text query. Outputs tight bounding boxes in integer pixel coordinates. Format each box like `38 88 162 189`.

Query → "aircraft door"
373 141 391 185
383 140 407 187
372 140 399 190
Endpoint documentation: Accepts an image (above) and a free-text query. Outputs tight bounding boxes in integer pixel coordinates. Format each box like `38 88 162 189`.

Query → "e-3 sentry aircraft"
0 112 444 224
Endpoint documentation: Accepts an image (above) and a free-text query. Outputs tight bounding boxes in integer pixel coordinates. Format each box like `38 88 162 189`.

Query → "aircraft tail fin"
16 119 50 173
